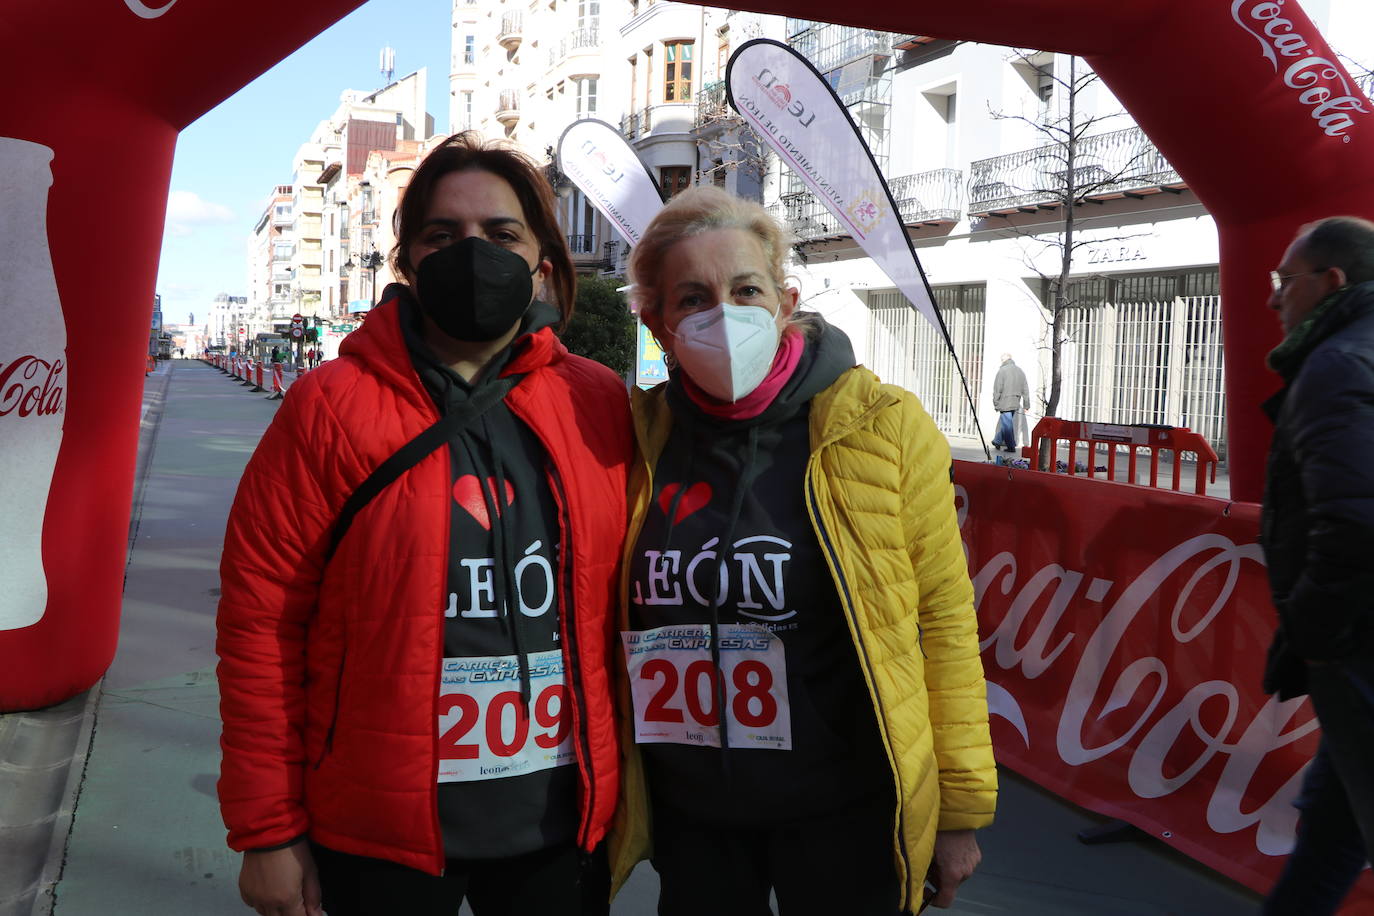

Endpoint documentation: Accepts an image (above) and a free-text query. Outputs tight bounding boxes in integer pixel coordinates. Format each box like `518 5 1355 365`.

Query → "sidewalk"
18 360 1261 915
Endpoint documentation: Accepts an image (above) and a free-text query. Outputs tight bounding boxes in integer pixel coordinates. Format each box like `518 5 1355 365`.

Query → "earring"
664 350 678 371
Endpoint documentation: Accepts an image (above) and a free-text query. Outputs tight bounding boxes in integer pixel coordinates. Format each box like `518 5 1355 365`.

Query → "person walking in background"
609 187 996 915
990 353 1030 453
217 133 631 916
1260 216 1374 915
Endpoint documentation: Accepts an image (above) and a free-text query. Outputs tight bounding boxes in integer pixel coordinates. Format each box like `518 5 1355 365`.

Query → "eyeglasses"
1270 268 1327 292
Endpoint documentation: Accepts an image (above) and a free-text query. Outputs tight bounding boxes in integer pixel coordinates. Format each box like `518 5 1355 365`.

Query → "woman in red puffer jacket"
216 133 631 916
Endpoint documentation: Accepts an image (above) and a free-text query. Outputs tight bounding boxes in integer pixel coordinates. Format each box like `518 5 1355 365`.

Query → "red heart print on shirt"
657 481 712 524
453 475 516 530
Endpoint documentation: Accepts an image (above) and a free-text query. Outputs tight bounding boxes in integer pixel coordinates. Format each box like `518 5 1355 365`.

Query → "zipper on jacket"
547 461 598 850
806 469 913 903
313 642 347 769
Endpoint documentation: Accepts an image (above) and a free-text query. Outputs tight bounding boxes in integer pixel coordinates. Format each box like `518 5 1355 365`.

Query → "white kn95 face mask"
670 302 781 402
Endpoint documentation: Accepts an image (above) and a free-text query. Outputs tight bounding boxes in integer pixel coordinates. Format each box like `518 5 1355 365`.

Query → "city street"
33 360 1262 915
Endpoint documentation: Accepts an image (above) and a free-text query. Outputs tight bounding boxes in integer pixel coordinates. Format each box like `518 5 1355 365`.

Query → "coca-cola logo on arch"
1231 0 1371 142
123 0 180 19
0 355 66 417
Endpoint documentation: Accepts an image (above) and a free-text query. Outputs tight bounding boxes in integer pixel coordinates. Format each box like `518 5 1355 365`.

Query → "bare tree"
694 80 772 199
984 52 1157 436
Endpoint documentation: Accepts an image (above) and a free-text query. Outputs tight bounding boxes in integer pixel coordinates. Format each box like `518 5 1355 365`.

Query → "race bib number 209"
621 623 791 750
438 649 574 783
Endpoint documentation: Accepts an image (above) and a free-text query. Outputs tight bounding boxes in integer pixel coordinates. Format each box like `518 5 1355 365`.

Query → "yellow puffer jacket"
609 364 997 911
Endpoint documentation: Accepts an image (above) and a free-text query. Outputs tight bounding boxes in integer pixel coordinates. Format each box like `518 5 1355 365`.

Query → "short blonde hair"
628 186 792 314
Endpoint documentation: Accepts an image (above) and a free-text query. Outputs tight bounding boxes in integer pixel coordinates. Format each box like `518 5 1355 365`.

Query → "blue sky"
156 0 452 325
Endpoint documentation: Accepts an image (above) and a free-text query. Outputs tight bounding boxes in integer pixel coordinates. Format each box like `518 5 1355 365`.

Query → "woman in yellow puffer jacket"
609 187 996 915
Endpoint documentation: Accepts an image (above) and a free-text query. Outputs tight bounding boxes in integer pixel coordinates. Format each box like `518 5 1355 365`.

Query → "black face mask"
414 236 539 343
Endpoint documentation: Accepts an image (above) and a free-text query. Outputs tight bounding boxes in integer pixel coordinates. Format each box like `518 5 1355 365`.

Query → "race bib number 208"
621 623 790 750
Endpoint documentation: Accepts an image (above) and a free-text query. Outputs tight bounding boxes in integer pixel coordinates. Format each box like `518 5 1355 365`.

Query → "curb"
0 685 100 916
0 364 172 916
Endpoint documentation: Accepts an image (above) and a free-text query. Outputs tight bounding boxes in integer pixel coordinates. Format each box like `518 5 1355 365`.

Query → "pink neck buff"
679 329 804 421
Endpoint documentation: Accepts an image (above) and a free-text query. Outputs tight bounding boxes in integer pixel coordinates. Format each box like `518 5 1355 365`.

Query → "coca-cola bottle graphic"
0 137 67 631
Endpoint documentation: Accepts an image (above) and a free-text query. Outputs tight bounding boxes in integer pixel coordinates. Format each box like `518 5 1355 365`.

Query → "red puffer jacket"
216 294 631 875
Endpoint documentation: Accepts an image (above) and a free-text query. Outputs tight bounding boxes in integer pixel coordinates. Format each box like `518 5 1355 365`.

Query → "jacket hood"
339 283 567 396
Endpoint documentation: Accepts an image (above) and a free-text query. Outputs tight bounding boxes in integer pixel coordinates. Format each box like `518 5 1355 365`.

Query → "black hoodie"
627 315 893 827
399 289 577 859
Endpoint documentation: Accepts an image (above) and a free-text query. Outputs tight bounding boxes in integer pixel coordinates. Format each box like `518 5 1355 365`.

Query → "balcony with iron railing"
602 239 623 271
620 108 652 140
967 126 1184 216
773 167 964 241
568 234 610 268
695 80 731 128
568 26 598 53
890 168 964 224
496 90 521 125
549 27 598 69
777 190 844 241
497 11 523 49
789 24 893 75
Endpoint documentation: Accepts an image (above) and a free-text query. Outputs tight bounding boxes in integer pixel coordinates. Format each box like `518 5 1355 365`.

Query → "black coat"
1261 281 1374 699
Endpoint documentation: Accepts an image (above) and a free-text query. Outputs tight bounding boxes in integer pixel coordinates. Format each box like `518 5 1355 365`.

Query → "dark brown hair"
391 131 575 329
1297 216 1374 286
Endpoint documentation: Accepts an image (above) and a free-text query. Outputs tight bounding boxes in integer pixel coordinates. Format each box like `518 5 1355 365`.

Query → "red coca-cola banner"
956 461 1373 906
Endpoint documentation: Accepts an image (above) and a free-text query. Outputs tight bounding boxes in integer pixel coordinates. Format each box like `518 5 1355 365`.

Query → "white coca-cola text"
961 484 1312 857
124 0 179 19
1231 0 1370 142
0 355 65 418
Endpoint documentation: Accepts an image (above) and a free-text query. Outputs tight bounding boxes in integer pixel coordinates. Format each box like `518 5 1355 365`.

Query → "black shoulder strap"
325 375 521 563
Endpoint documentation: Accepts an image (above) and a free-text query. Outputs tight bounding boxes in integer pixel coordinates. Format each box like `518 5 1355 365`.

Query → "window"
628 56 638 111
717 29 729 77
663 40 694 102
577 0 599 30
464 35 476 65
576 77 598 117
660 166 691 197
462 91 474 129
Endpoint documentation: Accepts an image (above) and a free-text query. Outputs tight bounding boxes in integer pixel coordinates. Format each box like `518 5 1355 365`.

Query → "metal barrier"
1022 417 1219 496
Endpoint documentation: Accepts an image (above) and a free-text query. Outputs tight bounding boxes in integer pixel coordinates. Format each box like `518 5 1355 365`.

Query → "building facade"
244 69 435 353
741 3 1372 460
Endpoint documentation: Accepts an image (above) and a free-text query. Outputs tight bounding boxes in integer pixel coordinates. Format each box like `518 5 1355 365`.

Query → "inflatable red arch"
2 0 1371 895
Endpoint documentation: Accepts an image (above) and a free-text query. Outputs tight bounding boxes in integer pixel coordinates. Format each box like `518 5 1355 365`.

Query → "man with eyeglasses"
1261 215 1374 915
